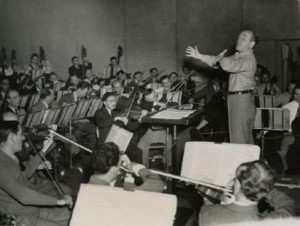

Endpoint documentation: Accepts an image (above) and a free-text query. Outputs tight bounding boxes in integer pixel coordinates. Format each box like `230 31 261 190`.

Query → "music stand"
28 94 41 109
24 110 45 128
72 99 93 121
86 99 102 118
19 95 30 109
254 95 276 108
253 108 290 159
57 104 77 126
42 108 62 125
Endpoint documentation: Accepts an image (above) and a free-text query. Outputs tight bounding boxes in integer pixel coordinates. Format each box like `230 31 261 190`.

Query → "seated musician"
0 121 73 226
126 71 144 94
68 56 92 80
170 72 181 89
1 111 72 197
188 76 218 106
24 53 43 80
58 81 90 106
196 160 295 226
22 75 44 95
83 68 95 84
89 142 165 193
138 88 166 112
254 69 281 96
181 65 196 103
155 75 181 106
0 78 10 105
47 72 64 88
116 70 130 88
62 73 82 91
106 56 124 78
112 79 132 111
94 92 147 163
275 79 298 107
1 89 26 116
28 88 56 113
149 67 160 84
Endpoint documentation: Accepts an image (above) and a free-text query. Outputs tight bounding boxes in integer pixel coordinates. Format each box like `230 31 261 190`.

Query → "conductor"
186 30 257 144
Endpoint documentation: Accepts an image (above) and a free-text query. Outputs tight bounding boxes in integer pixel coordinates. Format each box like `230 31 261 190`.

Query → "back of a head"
0 121 19 144
77 81 91 90
236 160 274 201
92 142 120 174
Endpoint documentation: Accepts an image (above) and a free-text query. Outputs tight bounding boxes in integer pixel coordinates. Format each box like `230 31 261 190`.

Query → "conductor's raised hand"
186 46 201 59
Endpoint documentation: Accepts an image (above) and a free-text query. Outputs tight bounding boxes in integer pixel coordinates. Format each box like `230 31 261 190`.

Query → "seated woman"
196 160 295 226
89 142 165 193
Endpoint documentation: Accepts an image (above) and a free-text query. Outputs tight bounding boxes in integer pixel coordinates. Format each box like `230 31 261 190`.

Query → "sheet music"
181 142 260 187
105 125 133 152
70 184 177 226
151 109 195 120
78 100 92 119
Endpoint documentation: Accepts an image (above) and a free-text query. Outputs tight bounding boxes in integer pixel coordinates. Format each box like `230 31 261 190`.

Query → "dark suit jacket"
58 93 75 107
68 63 92 79
94 106 114 143
28 100 48 113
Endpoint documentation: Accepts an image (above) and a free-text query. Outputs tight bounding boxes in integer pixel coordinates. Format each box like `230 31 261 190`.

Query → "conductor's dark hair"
77 81 91 90
102 92 116 102
236 160 274 201
92 142 120 174
150 68 157 73
40 88 53 99
71 56 78 62
30 53 39 60
0 121 19 144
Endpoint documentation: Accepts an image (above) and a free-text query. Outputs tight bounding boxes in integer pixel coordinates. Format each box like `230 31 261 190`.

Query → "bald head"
1 111 18 121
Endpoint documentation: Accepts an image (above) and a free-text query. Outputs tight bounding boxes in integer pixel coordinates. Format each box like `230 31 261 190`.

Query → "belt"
228 90 253 95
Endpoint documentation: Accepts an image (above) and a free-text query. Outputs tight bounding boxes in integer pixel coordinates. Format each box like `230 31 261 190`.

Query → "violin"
196 186 235 204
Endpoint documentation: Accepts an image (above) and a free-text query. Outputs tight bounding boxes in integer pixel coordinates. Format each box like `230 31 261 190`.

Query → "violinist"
58 81 90 106
112 79 132 111
94 92 147 163
254 69 281 96
195 160 295 226
89 142 165 192
28 88 56 113
1 89 26 116
0 121 72 226
126 71 144 94
138 88 166 112
170 72 181 89
116 70 131 88
155 75 181 106
22 75 44 95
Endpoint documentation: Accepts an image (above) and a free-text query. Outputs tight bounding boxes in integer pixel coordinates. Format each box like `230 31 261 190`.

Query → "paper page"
105 125 133 152
181 142 260 187
151 109 195 120
70 184 177 226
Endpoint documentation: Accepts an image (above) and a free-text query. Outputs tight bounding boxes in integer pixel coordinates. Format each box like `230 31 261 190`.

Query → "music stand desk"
141 109 203 173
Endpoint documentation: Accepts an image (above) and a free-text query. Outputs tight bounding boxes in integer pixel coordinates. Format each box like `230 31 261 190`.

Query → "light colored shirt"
200 50 257 92
282 100 299 131
275 92 291 107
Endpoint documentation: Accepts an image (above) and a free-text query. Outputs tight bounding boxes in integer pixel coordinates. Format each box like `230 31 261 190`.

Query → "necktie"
263 85 269 95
